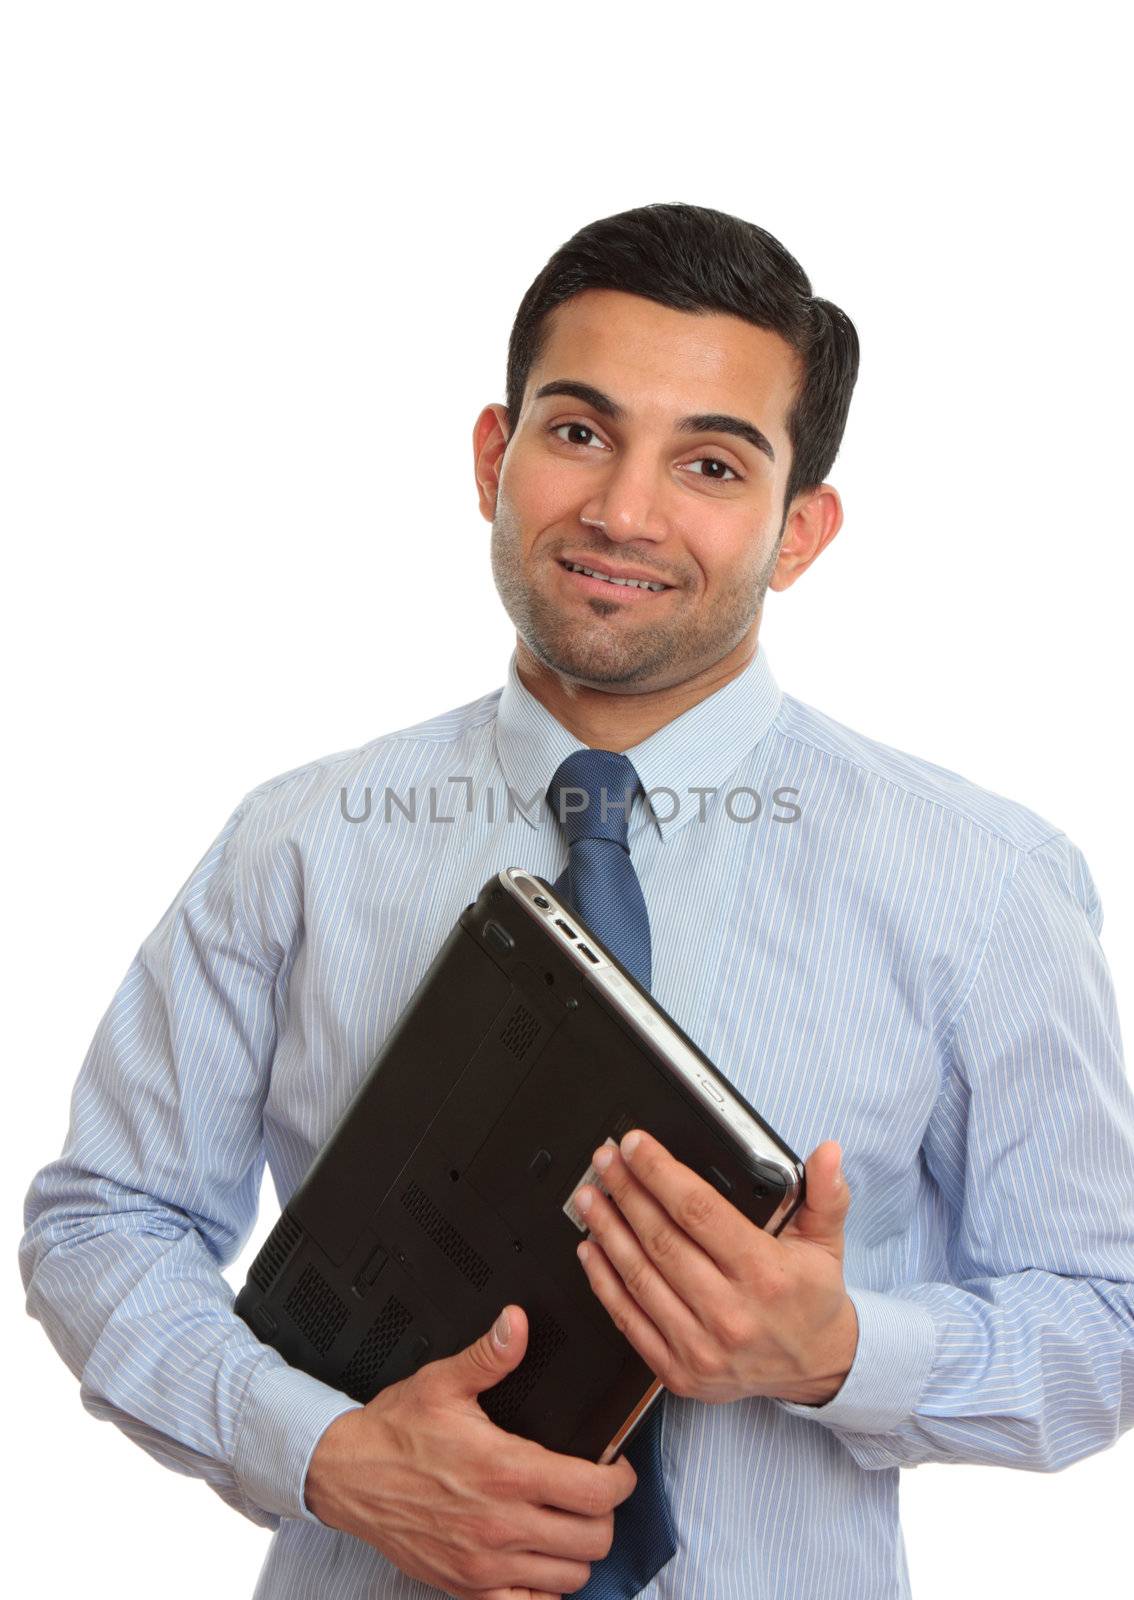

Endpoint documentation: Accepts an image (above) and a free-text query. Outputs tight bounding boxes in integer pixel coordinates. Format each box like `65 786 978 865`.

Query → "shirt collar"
493 641 783 842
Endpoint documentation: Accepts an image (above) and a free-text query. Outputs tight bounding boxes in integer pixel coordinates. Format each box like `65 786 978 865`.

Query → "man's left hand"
573 1130 858 1407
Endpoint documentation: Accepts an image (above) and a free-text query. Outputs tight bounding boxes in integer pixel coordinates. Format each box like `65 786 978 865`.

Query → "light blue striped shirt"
20 642 1134 1598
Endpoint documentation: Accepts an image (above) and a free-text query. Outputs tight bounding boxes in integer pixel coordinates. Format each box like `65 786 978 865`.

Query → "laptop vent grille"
401 1181 492 1290
247 1211 303 1293
478 1309 567 1432
339 1296 413 1403
285 1263 351 1355
500 1003 540 1061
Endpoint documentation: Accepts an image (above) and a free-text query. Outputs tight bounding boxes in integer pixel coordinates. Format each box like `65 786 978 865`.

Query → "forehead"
528 288 801 440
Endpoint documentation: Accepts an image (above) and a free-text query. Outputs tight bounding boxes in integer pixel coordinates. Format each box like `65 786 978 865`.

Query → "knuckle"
652 1352 683 1395
647 1222 677 1260
689 1338 723 1380
612 1304 637 1341
678 1189 716 1231
714 1309 748 1350
477 1513 513 1551
623 1257 652 1299
460 1548 493 1587
483 1458 522 1500
464 1343 496 1383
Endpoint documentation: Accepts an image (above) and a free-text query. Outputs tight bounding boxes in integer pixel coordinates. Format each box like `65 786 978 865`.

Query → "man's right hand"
304 1303 640 1600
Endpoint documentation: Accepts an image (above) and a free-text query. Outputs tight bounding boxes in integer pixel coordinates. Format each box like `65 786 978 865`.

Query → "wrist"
304 1407 366 1526
773 1293 859 1406
233 1360 366 1525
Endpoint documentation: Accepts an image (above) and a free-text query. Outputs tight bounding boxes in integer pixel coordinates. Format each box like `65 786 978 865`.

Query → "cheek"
506 449 580 528
683 527 751 589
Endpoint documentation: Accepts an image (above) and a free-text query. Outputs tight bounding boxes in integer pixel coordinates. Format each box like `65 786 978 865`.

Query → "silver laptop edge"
498 868 801 1236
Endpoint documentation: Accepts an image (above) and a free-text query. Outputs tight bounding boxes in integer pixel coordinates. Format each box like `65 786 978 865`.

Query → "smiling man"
485 289 832 737
21 202 1134 1600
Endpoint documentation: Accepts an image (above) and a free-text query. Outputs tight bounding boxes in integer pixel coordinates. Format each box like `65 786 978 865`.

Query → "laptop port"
555 919 577 939
577 944 600 964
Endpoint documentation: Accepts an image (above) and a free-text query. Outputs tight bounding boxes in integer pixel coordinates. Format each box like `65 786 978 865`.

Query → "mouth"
557 558 675 603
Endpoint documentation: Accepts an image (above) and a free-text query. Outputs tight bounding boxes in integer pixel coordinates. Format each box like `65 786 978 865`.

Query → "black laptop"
235 867 805 1464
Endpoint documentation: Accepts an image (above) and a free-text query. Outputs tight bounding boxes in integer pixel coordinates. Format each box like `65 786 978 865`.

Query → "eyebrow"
533 379 776 463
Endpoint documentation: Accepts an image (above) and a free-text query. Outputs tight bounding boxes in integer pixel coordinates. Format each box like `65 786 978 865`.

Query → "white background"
4 3 1131 1595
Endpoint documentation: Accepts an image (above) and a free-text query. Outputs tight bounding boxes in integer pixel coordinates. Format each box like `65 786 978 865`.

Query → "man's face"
478 288 811 692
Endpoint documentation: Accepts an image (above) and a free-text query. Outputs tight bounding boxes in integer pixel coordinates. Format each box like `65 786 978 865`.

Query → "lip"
559 554 673 586
557 560 674 604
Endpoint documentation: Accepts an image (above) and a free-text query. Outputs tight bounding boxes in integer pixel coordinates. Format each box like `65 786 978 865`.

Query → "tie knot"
546 748 643 851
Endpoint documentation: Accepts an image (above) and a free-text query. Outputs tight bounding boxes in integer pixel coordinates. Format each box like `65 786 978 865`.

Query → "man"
21 202 1134 1600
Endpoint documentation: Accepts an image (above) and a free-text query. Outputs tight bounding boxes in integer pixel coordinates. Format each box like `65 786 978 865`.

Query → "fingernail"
621 1130 642 1160
493 1307 511 1346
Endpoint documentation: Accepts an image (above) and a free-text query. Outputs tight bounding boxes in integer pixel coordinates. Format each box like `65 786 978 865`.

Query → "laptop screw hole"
512 1239 523 1252
544 971 554 985
449 1170 459 1181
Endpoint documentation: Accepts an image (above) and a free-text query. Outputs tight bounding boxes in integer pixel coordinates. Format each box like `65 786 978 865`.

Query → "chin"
526 628 674 688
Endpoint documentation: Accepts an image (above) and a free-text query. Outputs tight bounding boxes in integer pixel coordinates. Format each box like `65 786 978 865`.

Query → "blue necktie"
547 747 678 1599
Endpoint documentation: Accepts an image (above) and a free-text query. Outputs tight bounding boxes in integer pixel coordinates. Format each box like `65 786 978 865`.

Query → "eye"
682 457 741 482
548 421 744 483
550 422 606 450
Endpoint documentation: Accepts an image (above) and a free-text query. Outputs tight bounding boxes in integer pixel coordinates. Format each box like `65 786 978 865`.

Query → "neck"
515 625 761 751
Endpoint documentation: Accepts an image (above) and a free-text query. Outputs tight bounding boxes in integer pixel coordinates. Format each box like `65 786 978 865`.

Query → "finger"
454 1548 591 1595
614 1128 774 1279
577 1158 715 1337
577 1234 678 1379
781 1141 850 1247
516 1436 636 1517
481 1590 565 1600
509 1502 626 1565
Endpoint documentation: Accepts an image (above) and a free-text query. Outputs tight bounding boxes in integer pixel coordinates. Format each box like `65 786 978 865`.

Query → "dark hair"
505 202 859 514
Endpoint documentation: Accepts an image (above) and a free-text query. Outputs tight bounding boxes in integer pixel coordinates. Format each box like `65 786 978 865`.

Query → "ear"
473 403 511 523
767 483 843 592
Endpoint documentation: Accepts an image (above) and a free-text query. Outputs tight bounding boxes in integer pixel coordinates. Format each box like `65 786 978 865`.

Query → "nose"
580 452 671 546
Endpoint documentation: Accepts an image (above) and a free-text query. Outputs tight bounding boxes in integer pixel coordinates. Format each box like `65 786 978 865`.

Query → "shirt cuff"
233 1357 364 1523
774 1285 936 1434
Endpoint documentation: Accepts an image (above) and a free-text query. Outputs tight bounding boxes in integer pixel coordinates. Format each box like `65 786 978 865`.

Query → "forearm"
20 1164 361 1526
780 835 1134 1473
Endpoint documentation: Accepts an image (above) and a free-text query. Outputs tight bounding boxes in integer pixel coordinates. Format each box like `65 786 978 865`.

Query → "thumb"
783 1141 849 1250
434 1303 530 1402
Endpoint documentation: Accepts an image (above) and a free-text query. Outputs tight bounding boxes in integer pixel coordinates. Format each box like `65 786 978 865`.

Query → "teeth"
564 561 666 592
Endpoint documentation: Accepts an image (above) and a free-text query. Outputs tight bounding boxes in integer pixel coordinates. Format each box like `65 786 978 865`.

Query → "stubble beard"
489 497 782 689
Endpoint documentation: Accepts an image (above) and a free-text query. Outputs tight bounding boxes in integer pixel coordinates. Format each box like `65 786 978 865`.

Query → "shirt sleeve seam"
227 796 283 981
936 829 1065 1065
